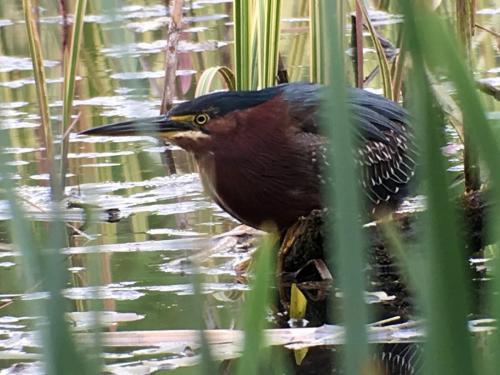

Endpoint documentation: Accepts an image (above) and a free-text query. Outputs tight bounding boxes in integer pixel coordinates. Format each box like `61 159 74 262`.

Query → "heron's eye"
194 113 210 126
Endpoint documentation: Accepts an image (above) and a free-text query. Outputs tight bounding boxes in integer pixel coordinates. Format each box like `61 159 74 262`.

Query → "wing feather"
283 82 416 212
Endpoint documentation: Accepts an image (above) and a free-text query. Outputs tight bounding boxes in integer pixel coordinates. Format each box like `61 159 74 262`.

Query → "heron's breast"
195 151 321 229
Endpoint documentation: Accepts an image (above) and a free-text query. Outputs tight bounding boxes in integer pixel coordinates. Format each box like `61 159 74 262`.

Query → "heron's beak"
79 115 195 137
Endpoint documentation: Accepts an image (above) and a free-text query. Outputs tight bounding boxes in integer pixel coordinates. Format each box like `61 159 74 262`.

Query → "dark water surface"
0 0 499 373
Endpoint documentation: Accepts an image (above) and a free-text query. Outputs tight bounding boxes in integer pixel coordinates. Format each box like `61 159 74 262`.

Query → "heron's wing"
346 89 417 206
283 82 416 209
283 82 409 141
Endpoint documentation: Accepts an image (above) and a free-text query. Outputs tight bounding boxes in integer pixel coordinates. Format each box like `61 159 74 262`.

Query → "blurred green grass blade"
405 7 500 187
195 66 236 97
404 15 500 366
22 0 54 190
379 221 427 305
321 1 368 374
489 240 500 374
190 272 217 375
44 211 91 375
0 133 41 288
430 79 465 142
358 1 393 99
61 0 87 193
18 2 88 368
401 2 476 374
86 252 104 373
0 133 91 374
236 235 276 375
411 75 474 375
19 1 97 373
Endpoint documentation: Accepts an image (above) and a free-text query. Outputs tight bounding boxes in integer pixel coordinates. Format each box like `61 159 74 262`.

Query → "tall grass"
255 0 282 89
321 2 369 374
229 4 285 372
22 0 54 191
233 0 282 90
5 0 500 374
16 1 97 374
288 1 499 374
399 1 500 374
358 1 393 99
236 235 277 375
403 5 474 373
309 0 325 83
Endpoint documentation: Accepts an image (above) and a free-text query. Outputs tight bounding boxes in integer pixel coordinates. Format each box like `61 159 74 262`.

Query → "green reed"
18 1 96 374
60 0 88 196
400 1 500 374
403 5 474 373
233 0 282 90
196 66 236 97
7 0 500 374
321 2 369 374
0 117 92 375
236 235 278 375
22 0 54 190
291 1 499 374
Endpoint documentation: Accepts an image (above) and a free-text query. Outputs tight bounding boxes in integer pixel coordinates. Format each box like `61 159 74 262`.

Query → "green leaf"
358 1 393 100
236 235 276 375
195 66 236 96
321 1 369 374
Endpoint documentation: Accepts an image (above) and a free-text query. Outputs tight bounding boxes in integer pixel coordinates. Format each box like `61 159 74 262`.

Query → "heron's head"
79 87 285 155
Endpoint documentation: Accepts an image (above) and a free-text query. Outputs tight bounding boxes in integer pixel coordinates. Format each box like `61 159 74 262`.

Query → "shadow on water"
0 0 499 374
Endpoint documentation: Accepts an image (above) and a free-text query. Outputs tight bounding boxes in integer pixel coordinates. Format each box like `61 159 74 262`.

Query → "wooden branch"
160 0 184 113
71 319 491 349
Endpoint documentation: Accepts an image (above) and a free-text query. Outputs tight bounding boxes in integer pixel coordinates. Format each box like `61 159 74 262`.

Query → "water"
0 0 499 373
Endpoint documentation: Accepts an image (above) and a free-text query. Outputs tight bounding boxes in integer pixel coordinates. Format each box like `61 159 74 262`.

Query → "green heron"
80 82 416 231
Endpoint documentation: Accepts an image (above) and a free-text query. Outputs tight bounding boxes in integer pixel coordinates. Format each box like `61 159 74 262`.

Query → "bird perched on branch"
80 82 416 231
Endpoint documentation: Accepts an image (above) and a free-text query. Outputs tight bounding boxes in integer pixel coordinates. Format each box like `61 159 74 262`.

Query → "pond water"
0 0 499 374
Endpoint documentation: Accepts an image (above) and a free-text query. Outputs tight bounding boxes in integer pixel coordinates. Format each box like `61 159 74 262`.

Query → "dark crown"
168 86 284 118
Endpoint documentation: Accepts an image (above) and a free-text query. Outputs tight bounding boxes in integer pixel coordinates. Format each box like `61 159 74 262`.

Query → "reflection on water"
0 0 499 373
